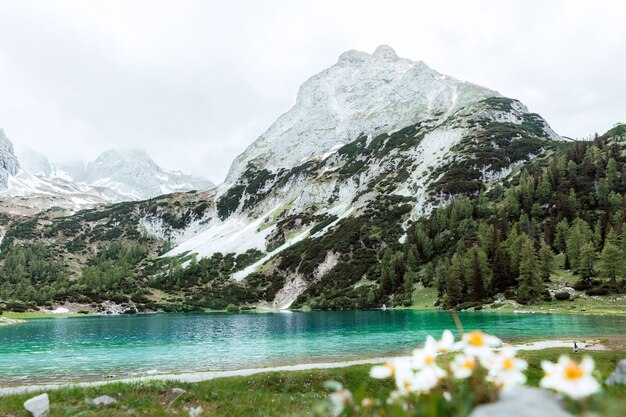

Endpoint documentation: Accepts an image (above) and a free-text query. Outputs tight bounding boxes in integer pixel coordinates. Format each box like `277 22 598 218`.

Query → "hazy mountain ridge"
0 143 215 214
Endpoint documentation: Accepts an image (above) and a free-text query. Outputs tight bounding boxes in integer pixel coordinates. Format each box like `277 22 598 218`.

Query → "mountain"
59 149 215 200
227 45 503 183
0 128 20 190
0 142 215 215
1 46 584 314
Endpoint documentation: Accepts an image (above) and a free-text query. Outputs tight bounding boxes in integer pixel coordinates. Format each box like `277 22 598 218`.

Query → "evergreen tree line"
381 137 626 307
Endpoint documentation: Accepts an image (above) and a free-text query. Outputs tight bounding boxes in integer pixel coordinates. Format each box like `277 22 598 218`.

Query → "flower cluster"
370 330 527 398
321 330 603 417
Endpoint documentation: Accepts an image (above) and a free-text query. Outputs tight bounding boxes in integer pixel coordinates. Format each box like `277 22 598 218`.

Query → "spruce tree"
599 242 622 284
553 218 569 252
464 245 490 301
445 254 464 307
517 239 543 303
578 242 596 283
403 270 414 303
492 244 513 293
607 158 619 191
538 240 554 282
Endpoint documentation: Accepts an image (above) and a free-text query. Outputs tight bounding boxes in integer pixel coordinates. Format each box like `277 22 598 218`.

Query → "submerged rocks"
23 393 49 417
469 387 572 417
606 359 626 385
91 395 117 406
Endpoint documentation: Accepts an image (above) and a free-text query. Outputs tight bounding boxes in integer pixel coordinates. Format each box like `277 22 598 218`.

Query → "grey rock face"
0 128 20 190
23 393 49 417
469 387 572 417
606 359 626 385
91 395 117 406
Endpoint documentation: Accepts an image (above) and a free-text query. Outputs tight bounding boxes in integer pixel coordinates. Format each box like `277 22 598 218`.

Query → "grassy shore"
0 348 624 417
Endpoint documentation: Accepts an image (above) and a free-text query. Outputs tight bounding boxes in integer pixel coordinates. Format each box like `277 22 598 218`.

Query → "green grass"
1 349 624 417
410 285 438 310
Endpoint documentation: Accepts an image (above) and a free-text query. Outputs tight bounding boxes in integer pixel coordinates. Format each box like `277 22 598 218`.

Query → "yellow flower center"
467 331 484 347
425 355 435 365
464 359 475 370
564 363 584 380
385 363 395 374
503 358 514 371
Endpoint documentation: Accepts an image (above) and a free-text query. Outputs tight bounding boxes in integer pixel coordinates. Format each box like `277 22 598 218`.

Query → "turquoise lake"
1 311 625 386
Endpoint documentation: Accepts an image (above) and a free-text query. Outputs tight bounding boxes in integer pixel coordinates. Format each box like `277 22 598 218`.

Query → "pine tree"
517 239 543 303
599 242 622 284
595 179 610 206
492 244 514 293
568 188 579 214
553 218 569 252
445 254 464 307
536 174 552 204
607 158 619 191
578 242 596 283
566 218 593 273
434 259 449 298
367 287 376 305
538 240 554 282
464 245 490 301
403 270 414 303
406 247 418 272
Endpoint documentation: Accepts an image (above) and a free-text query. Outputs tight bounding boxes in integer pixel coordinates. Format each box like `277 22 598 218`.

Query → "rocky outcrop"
606 359 626 385
0 128 19 190
469 387 572 417
23 393 49 417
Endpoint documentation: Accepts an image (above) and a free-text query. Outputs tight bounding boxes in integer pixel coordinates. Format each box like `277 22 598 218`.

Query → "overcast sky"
0 0 624 184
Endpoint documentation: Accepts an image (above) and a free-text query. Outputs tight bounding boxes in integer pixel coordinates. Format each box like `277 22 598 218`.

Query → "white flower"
188 407 203 417
426 329 458 353
450 353 476 379
540 356 600 399
370 362 395 379
410 343 446 392
329 389 353 416
394 361 419 395
411 368 442 392
461 331 501 358
487 347 527 390
361 397 373 409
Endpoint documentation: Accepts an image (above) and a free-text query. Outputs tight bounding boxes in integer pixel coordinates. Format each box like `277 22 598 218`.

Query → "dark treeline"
390 133 626 308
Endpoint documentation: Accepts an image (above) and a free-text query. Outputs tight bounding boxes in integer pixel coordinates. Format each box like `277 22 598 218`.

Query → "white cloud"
0 0 624 183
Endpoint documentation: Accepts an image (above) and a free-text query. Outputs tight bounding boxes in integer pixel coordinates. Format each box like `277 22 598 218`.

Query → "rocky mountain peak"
226 46 499 183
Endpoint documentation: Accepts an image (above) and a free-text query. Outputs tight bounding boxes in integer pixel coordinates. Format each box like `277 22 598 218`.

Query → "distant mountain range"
0 133 214 215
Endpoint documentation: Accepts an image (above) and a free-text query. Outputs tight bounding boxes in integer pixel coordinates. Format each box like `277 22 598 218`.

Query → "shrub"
554 291 570 301
226 303 239 313
586 286 610 296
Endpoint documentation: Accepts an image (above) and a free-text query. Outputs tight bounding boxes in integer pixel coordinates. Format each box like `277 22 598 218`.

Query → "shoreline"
0 339 607 397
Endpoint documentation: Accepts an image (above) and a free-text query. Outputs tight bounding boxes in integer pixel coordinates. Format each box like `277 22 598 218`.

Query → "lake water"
1 311 625 386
